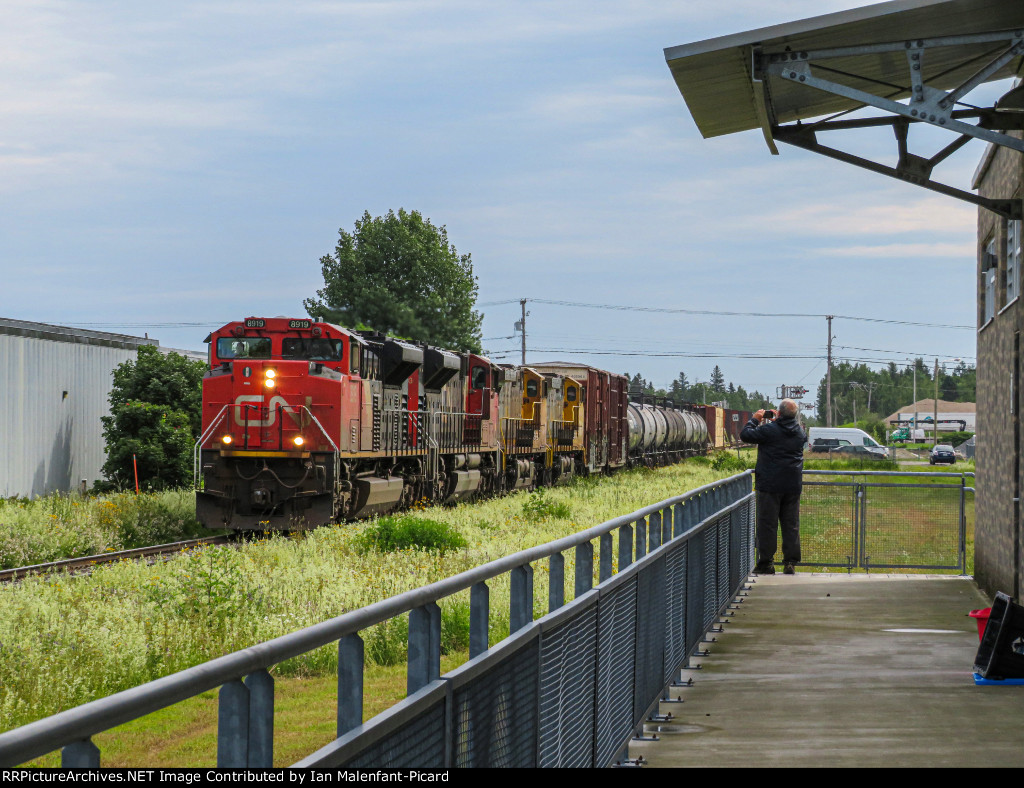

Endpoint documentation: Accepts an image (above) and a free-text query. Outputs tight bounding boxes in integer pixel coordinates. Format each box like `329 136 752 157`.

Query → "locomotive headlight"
293 436 305 447
265 369 276 379
221 435 233 445
264 378 276 389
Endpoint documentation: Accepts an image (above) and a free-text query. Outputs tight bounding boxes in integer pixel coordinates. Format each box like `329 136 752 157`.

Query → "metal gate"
782 471 973 572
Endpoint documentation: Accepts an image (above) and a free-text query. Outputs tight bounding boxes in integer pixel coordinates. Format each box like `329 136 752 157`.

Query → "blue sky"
1 1 994 411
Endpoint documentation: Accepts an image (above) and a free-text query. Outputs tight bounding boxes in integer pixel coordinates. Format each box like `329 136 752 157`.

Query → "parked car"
834 444 891 461
930 444 957 465
809 437 847 453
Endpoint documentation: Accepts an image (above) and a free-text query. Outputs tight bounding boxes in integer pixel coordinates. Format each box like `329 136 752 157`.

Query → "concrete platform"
628 573 1024 768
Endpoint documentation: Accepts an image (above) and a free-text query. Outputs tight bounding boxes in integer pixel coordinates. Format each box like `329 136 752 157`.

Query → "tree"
709 365 726 392
304 209 483 352
100 347 206 490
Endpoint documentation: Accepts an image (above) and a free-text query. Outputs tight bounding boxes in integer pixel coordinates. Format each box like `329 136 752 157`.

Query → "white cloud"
813 241 975 259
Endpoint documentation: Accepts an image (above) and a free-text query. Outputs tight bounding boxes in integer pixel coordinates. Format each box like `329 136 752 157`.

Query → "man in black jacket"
739 399 806 575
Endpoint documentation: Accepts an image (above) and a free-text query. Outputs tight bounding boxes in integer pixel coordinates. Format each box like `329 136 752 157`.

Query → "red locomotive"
195 317 726 531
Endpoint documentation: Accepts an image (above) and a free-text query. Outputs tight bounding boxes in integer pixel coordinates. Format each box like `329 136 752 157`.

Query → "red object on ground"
969 607 992 641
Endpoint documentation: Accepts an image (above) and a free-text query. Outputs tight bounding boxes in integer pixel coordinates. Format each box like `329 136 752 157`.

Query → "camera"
763 410 776 421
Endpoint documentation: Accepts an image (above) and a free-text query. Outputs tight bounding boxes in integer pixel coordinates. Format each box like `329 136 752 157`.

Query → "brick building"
973 136 1023 598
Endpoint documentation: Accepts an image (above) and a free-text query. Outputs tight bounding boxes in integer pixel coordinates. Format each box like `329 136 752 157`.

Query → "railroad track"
0 535 233 583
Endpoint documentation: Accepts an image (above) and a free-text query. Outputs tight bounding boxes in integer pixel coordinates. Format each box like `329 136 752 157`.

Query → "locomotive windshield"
281 338 345 361
217 337 272 359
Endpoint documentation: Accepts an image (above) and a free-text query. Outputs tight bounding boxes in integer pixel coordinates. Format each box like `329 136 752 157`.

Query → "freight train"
194 317 750 531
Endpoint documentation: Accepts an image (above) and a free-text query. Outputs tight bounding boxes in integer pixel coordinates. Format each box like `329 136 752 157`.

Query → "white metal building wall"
0 320 156 498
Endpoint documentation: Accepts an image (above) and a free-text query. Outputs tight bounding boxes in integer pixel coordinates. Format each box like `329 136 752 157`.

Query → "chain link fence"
770 471 973 572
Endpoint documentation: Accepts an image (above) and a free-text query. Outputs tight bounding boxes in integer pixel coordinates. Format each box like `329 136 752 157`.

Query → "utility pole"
934 357 939 447
826 315 833 427
913 361 918 440
520 299 527 366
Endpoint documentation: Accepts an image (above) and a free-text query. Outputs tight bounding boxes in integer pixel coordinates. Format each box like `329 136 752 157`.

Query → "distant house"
883 399 976 436
0 318 186 498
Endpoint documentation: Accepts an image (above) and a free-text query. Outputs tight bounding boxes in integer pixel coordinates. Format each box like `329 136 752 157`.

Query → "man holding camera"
740 398 806 575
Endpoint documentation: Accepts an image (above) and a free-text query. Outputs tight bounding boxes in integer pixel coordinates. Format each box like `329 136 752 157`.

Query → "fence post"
650 511 662 550
959 475 967 573
511 564 534 632
673 503 684 538
575 542 593 598
408 603 441 695
217 679 249 767
618 523 633 570
599 533 613 583
338 634 364 735
470 582 490 658
548 554 565 612
636 518 647 560
245 670 274 768
61 739 100 768
686 530 705 655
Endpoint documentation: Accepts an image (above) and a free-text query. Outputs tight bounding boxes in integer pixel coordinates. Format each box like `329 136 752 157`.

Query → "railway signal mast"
776 385 809 400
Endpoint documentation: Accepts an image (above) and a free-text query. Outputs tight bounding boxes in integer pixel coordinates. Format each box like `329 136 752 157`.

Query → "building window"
1008 218 1022 305
983 235 997 324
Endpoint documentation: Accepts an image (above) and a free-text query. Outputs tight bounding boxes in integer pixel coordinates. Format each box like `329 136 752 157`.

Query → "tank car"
625 397 709 465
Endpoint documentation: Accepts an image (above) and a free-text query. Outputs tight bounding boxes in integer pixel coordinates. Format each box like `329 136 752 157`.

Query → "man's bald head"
780 399 798 418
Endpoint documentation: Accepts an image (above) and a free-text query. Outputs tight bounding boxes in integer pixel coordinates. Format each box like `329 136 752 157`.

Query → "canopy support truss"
753 28 1024 218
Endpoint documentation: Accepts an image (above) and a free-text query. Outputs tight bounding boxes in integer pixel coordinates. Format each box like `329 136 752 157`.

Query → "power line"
481 298 973 330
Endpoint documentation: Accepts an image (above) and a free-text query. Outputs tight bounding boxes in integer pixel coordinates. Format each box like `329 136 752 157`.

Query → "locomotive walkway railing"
0 471 754 769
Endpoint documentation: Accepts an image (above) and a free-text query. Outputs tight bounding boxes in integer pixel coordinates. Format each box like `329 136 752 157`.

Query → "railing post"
575 542 593 598
618 523 633 570
686 530 705 654
511 564 534 632
599 533 613 583
548 554 565 612
245 670 274 768
61 739 100 768
959 474 967 573
636 517 647 560
650 511 663 550
673 502 685 538
217 679 249 767
338 634 364 735
470 582 490 658
408 602 441 695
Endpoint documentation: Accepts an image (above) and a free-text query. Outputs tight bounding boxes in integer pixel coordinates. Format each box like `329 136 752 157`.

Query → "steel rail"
0 536 231 583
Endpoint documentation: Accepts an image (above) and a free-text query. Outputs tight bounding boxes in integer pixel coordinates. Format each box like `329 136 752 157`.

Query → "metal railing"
0 472 754 769
793 470 974 572
193 404 339 489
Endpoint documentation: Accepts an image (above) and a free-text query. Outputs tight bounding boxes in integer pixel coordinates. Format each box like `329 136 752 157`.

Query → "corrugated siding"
0 335 140 497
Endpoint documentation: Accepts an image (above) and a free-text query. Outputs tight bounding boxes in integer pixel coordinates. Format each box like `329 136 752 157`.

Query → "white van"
806 427 889 458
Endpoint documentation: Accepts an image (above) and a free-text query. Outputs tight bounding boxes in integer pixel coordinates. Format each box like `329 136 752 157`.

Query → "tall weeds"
0 462 737 733
0 490 207 569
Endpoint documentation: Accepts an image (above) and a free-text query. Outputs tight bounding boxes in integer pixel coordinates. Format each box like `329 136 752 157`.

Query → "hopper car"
194 317 745 531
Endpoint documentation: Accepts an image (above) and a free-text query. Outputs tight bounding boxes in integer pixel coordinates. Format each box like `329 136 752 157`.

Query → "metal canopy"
665 0 1024 218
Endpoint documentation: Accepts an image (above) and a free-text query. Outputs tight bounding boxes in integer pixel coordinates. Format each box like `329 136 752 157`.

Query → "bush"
710 451 750 472
521 488 572 522
352 516 467 554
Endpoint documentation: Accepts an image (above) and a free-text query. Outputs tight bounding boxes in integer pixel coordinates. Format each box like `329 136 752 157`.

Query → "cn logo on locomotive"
233 394 300 427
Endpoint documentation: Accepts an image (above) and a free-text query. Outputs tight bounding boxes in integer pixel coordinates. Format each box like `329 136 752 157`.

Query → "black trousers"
755 489 801 566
